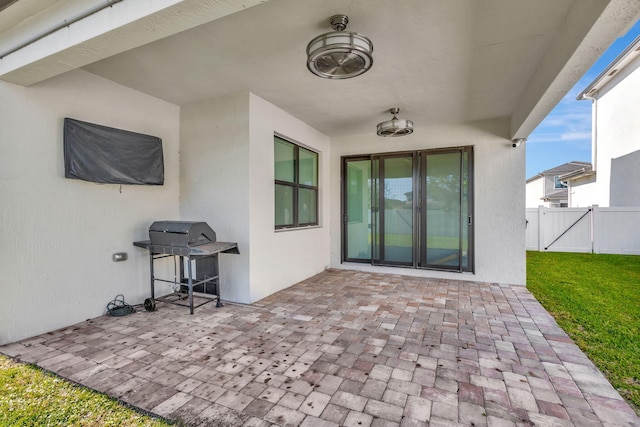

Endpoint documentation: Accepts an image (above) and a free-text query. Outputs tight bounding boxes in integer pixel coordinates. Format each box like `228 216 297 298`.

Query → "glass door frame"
372 152 417 267
342 156 373 264
342 151 418 267
341 147 474 273
418 147 474 272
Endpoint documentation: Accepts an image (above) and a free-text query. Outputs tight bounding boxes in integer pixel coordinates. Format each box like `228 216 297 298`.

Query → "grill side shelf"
132 240 239 256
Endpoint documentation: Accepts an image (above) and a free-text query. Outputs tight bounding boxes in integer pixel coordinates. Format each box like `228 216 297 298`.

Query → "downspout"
582 94 598 173
0 0 123 60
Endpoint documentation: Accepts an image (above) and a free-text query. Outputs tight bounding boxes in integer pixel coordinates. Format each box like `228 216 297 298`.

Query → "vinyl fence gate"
526 205 640 254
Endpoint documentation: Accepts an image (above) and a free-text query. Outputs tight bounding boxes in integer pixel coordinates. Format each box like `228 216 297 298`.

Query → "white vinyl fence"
526 205 640 254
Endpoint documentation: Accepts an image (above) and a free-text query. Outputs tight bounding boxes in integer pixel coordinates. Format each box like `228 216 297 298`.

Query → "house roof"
542 161 592 175
1 1 640 138
559 167 596 181
577 33 640 100
543 188 568 201
526 161 592 183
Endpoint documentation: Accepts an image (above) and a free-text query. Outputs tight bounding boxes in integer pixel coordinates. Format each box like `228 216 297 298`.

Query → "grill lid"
149 221 216 248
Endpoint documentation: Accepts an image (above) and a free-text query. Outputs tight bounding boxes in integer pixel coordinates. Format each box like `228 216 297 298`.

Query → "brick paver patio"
1 269 638 426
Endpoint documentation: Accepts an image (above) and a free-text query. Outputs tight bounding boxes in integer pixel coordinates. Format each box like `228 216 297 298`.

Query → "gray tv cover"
64 118 164 185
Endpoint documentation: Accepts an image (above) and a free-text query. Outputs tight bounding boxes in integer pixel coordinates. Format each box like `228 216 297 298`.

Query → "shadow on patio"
1 269 638 426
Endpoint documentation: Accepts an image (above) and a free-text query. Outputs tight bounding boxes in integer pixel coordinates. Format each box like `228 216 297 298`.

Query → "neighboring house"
1 0 639 345
572 34 640 207
526 161 592 208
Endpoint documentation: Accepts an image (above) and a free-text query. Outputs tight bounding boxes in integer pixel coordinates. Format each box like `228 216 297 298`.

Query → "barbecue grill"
133 221 239 314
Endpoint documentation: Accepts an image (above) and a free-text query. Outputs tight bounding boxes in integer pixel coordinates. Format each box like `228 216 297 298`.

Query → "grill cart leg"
149 252 155 299
187 255 194 315
216 270 223 308
215 254 223 307
145 253 157 311
145 252 156 312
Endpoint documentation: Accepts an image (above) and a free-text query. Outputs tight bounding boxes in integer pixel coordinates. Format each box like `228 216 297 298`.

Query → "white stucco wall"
248 94 331 302
0 69 180 345
526 177 544 208
180 92 331 304
330 119 527 286
180 93 251 303
568 175 597 207
587 58 640 207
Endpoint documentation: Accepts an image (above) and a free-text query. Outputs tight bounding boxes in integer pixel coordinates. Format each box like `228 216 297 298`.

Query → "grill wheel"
144 298 156 312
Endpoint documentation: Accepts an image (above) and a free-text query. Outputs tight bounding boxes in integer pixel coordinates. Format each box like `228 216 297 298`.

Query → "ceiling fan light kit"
306 15 373 79
377 108 414 137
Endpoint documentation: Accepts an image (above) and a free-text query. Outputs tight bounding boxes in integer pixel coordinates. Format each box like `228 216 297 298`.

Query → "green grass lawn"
527 251 640 412
0 355 172 427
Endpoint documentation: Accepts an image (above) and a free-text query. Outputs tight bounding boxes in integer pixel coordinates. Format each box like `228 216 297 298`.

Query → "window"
274 136 318 229
554 176 567 189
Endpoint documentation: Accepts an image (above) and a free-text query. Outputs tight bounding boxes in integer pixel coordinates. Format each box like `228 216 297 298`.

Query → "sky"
525 19 640 179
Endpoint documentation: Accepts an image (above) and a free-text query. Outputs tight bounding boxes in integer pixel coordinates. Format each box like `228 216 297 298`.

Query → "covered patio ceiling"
1 0 640 138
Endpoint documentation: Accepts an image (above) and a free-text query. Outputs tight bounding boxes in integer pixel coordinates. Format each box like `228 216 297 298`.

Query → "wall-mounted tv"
63 118 164 185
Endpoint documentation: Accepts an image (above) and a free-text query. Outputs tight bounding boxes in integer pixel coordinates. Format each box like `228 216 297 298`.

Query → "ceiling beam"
0 0 267 86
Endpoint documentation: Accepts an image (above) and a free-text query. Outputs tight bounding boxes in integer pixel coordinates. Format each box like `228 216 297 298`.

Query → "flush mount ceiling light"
377 108 414 137
306 15 373 79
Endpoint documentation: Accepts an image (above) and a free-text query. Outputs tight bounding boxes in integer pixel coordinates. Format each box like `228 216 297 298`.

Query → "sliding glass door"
344 159 373 261
343 147 473 272
419 149 471 271
344 154 414 266
375 154 414 265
